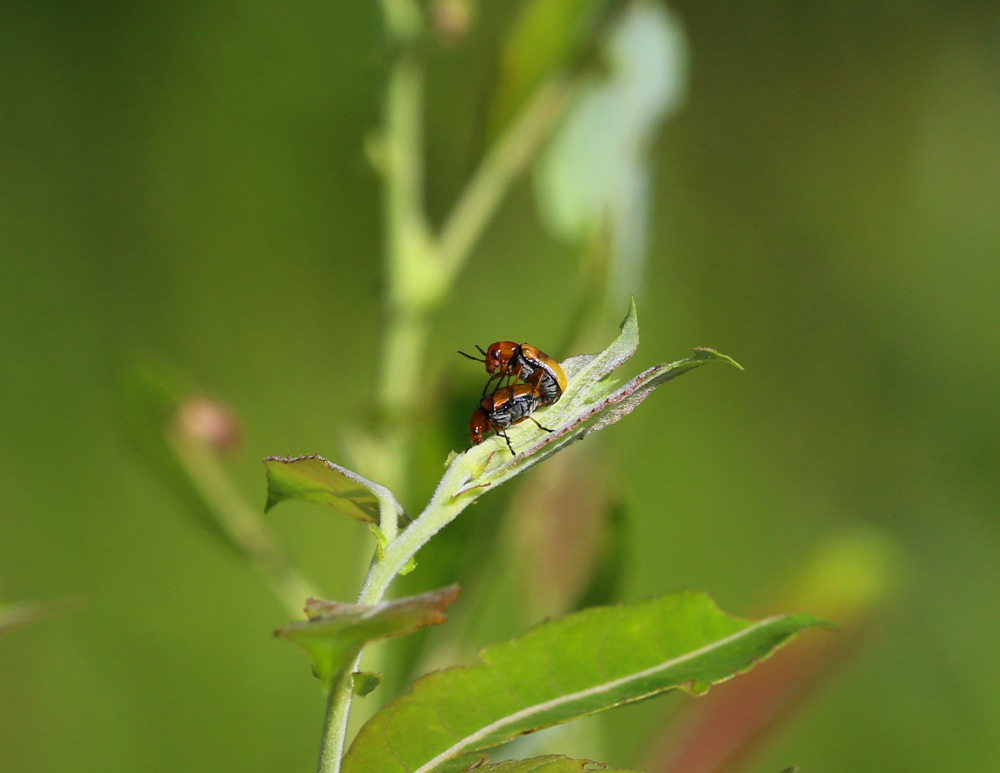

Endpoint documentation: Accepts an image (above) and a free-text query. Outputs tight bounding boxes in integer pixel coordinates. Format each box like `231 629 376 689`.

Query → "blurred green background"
2 1 1000 772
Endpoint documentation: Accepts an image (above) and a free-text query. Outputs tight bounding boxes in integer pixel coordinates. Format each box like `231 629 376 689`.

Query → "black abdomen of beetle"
486 384 540 429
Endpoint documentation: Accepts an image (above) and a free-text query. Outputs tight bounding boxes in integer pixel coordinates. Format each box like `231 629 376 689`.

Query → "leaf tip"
620 297 639 333
693 347 744 371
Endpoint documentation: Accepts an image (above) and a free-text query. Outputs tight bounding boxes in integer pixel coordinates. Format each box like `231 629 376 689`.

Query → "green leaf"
343 591 824 773
573 499 628 610
451 756 637 773
263 455 404 528
275 585 460 686
352 671 383 698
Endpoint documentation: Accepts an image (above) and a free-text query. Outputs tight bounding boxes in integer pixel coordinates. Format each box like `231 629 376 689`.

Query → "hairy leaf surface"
342 591 822 773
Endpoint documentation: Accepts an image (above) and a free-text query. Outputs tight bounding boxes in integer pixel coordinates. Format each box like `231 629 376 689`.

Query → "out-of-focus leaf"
342 591 823 773
573 499 628 610
535 1 688 311
352 671 383 697
450 756 638 773
276 585 460 686
121 360 319 616
0 601 44 637
490 0 611 137
263 455 404 529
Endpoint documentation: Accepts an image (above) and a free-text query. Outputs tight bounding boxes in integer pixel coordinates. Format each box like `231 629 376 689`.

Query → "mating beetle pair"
459 342 567 454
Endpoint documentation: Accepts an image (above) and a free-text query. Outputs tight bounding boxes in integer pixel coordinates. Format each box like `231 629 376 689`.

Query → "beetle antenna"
476 344 488 357
458 350 484 363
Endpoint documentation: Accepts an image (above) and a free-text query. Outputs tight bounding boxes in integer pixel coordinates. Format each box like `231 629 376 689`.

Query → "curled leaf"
263 455 404 529
352 671 383 698
276 585 460 686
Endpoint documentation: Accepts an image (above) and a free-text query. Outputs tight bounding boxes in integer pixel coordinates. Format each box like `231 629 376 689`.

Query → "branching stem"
319 7 580 772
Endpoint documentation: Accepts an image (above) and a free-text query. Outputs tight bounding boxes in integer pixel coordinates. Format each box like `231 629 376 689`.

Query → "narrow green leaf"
276 585 460 685
343 591 824 773
263 455 403 527
352 671 383 698
450 756 637 773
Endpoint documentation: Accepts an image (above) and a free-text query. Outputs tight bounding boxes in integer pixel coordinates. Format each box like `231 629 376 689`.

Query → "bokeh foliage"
2 1 1000 772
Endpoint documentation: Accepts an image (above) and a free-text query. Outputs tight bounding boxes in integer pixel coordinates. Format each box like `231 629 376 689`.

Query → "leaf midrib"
410 616 783 773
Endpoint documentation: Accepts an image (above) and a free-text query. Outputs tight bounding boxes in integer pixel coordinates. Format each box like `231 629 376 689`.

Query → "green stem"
436 76 575 279
316 463 478 773
324 10 581 773
377 0 422 42
372 73 576 500
316 666 357 773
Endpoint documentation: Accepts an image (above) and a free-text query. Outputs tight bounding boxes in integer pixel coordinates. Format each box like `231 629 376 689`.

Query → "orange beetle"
468 383 553 454
459 342 567 405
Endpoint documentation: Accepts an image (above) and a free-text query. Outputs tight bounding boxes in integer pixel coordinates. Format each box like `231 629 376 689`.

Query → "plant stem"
316 462 478 773
377 0 422 42
316 667 356 773
372 72 576 500
322 9 581 772
436 76 575 278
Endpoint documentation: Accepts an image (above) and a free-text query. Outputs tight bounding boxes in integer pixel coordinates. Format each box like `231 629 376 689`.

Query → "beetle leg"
497 428 515 455
524 368 544 393
491 364 520 396
481 372 501 397
526 416 554 433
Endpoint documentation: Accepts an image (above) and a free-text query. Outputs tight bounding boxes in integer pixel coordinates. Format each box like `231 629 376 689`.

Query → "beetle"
458 342 567 406
468 383 554 454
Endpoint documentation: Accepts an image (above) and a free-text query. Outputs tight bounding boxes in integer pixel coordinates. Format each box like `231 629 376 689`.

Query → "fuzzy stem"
316 460 478 773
